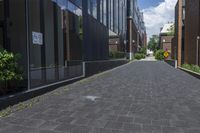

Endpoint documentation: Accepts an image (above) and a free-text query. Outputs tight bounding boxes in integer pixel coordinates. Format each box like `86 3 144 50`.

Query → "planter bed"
178 67 200 79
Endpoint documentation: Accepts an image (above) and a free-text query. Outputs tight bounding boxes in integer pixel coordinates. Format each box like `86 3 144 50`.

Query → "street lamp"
196 36 200 65
162 39 166 50
124 40 127 57
129 40 135 60
137 30 139 51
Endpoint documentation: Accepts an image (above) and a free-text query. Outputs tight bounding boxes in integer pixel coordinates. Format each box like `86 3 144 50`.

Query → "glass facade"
0 0 146 90
88 0 97 19
0 0 3 49
28 0 83 88
103 0 107 26
0 0 84 89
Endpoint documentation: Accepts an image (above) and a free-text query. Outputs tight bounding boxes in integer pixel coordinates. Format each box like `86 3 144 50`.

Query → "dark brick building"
173 0 185 66
159 23 174 59
174 0 200 66
184 0 200 65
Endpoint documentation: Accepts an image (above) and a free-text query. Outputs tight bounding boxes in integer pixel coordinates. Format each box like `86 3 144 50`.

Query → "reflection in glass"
29 0 43 87
0 0 4 48
0 26 3 49
103 0 107 26
44 0 56 83
69 0 82 8
0 0 4 21
88 0 97 19
110 0 114 31
100 0 103 23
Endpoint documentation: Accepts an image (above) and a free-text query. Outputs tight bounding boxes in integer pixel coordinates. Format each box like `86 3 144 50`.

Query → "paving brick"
1 61 200 133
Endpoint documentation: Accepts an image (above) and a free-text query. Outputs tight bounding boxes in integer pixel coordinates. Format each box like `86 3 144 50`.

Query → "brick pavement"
0 61 200 133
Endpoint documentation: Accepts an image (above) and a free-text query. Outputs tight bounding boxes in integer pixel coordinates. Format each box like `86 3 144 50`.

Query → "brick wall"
184 0 200 65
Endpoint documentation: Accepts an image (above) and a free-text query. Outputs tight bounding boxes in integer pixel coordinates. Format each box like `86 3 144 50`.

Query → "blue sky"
138 0 177 40
138 0 163 9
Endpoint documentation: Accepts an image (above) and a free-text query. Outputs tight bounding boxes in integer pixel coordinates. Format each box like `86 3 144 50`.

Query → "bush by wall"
182 64 200 74
155 49 165 60
109 51 125 59
0 49 23 94
138 47 147 55
134 53 145 60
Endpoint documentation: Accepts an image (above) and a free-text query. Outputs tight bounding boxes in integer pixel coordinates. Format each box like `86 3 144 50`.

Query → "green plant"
148 35 159 52
155 49 165 60
134 53 145 60
0 49 23 93
182 64 200 74
109 51 125 59
138 47 147 55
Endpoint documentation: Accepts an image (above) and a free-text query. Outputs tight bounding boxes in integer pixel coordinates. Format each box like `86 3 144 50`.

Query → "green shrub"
182 64 200 74
0 49 23 92
155 49 165 60
138 47 147 55
109 51 125 59
134 53 145 60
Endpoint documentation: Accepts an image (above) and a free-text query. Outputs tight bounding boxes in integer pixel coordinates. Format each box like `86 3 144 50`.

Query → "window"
100 0 103 23
103 0 107 26
0 27 2 49
88 0 97 19
110 0 114 30
29 0 44 87
44 0 56 83
69 0 82 8
0 0 4 21
114 0 119 33
0 0 4 48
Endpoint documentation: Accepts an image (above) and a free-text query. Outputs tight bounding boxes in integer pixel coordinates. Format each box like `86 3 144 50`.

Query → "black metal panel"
82 0 109 61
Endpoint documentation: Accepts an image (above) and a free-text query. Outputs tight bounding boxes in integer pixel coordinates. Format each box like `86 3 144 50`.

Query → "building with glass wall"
127 0 147 54
108 0 146 56
0 0 85 90
0 0 146 92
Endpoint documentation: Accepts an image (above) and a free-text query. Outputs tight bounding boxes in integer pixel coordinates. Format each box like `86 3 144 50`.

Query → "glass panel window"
44 0 56 83
69 0 82 8
68 1 82 16
114 0 119 33
103 0 107 26
88 0 97 19
0 27 3 49
111 0 113 30
0 0 4 48
100 0 103 23
29 0 43 87
0 0 4 21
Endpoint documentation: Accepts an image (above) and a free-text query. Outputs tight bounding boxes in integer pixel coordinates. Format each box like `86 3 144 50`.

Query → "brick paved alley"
1 61 200 133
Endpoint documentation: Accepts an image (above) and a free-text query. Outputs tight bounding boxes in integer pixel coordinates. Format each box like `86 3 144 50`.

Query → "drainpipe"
25 0 31 89
196 36 200 66
127 17 133 60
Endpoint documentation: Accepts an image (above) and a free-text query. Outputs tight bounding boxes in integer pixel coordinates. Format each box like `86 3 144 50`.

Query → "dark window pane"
88 0 97 19
0 27 2 49
9 0 28 88
0 0 4 21
103 0 107 26
29 0 43 87
69 0 82 8
44 0 56 83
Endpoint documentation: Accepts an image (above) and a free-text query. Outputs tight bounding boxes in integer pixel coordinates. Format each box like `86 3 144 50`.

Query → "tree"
166 24 175 36
148 35 159 52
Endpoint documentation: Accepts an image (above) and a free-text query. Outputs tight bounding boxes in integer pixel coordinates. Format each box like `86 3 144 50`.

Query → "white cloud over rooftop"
142 0 177 41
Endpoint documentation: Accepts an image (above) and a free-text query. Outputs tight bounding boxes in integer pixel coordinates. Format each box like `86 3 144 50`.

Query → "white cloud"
142 0 178 41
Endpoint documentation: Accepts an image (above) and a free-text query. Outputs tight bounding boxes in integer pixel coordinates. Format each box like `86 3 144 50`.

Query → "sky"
138 0 178 41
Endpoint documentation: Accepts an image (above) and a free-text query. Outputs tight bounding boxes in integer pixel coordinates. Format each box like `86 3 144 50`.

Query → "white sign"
32 32 43 45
